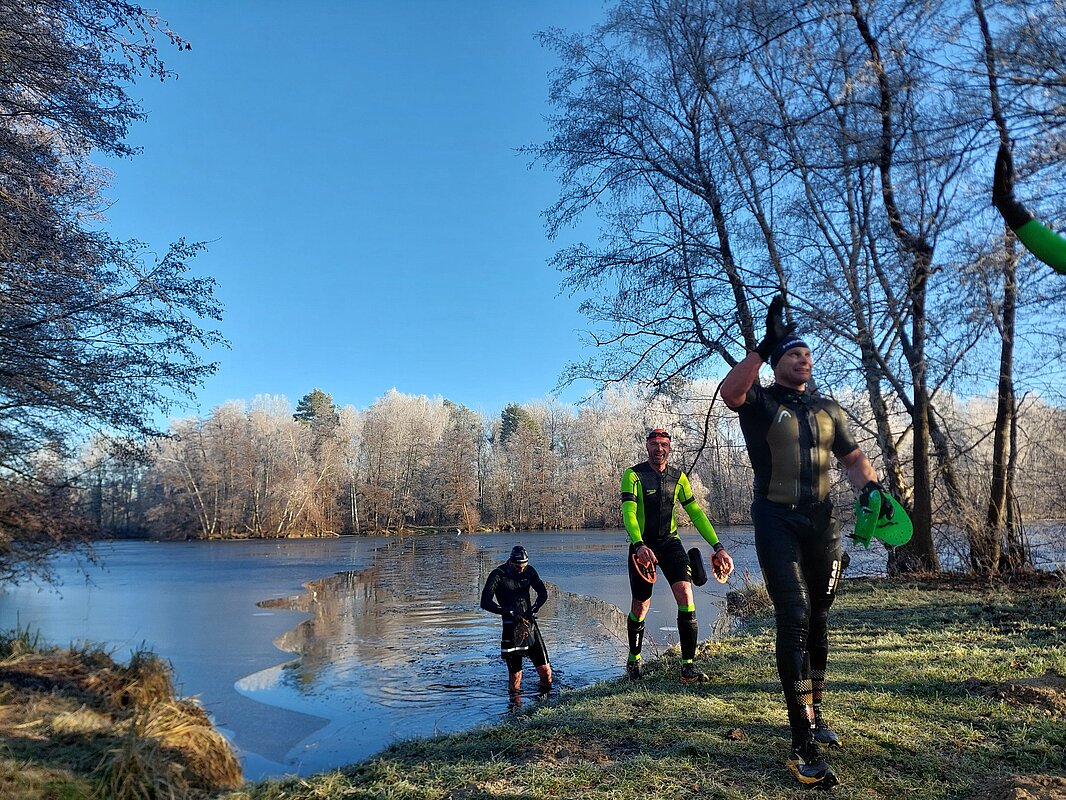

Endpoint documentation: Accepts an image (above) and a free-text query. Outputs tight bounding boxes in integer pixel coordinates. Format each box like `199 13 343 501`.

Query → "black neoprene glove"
859 480 894 520
993 143 1034 232
754 294 796 362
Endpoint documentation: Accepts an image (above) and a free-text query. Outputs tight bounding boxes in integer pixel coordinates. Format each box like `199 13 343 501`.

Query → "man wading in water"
480 545 551 699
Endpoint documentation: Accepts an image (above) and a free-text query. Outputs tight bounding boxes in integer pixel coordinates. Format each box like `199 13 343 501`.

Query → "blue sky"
101 1 611 420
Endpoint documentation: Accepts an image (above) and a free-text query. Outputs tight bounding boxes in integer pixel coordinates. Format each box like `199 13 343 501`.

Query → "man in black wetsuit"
479 545 552 697
720 296 890 789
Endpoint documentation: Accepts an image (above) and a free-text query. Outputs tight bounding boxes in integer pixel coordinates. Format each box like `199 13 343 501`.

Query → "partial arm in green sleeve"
993 143 1066 275
1015 219 1066 275
677 472 721 549
620 468 643 544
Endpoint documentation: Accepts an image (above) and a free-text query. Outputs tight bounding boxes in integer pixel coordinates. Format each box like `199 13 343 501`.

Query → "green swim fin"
853 491 913 548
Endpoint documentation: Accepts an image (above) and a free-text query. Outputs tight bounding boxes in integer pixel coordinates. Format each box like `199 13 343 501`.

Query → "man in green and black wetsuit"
721 296 890 789
480 545 552 698
620 429 734 684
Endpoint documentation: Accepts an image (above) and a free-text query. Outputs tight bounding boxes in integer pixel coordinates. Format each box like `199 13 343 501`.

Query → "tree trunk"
851 0 939 573
980 246 1016 574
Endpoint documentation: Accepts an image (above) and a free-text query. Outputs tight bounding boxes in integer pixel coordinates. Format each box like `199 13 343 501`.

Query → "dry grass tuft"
0 632 243 799
50 706 112 736
715 569 773 634
96 712 188 800
94 699 243 797
144 700 244 791
94 699 242 798
115 649 176 709
0 624 41 659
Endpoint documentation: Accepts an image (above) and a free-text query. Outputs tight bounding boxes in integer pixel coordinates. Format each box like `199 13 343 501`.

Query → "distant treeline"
80 384 1066 557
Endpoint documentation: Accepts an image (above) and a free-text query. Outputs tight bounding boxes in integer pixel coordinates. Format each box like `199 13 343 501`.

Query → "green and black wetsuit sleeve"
1012 219 1066 274
620 466 644 545
676 471 722 550
993 143 1066 275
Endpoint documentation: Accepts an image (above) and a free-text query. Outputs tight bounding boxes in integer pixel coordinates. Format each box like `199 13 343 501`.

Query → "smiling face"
773 346 812 390
645 434 671 471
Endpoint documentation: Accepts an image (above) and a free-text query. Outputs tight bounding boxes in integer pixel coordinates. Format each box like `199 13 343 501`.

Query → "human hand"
859 481 893 520
711 548 733 583
754 295 796 362
993 143 1014 203
636 544 657 568
631 544 658 585
993 143 1033 231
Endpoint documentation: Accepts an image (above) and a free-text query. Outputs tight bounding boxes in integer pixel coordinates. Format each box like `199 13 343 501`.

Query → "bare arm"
720 351 763 409
838 448 878 492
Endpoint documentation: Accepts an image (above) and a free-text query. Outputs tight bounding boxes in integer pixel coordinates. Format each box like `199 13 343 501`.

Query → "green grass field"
229 574 1065 800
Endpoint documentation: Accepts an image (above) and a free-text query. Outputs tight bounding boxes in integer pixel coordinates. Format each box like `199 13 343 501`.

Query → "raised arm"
993 143 1066 275
721 352 763 409
722 295 794 408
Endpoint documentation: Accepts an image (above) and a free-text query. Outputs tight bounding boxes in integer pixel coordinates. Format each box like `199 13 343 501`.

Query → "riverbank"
229 572 1064 800
1 572 1062 798
0 630 242 799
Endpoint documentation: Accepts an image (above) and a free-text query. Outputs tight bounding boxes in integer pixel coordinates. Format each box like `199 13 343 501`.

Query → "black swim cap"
770 336 810 368
509 545 529 564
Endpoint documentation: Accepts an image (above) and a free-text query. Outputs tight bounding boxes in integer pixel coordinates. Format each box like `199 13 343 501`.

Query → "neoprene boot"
680 662 709 684
812 706 841 748
787 738 839 789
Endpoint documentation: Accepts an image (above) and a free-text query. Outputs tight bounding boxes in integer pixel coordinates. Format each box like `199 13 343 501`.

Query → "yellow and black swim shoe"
786 738 839 789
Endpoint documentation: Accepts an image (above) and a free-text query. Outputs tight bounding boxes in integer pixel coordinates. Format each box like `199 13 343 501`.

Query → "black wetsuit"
480 562 549 673
730 382 858 744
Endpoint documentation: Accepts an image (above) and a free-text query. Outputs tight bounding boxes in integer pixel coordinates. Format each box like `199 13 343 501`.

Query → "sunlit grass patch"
229 574 1065 800
50 706 112 736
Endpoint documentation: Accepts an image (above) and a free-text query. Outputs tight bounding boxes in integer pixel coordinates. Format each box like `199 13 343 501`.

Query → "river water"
0 528 895 779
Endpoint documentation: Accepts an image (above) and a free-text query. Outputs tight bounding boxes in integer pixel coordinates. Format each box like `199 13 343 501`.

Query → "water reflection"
238 536 629 774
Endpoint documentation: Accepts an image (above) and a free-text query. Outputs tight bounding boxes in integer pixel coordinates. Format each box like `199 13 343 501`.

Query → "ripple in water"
236 536 630 774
